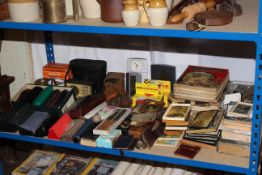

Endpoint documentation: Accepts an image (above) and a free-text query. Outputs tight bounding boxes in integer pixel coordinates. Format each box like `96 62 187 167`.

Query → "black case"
69 59 107 94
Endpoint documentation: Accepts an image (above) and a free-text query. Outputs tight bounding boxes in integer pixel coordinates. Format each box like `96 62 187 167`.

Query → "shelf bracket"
248 37 262 175
44 31 55 63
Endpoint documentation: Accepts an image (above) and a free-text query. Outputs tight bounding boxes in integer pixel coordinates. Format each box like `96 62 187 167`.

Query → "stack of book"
182 109 224 150
173 65 229 102
158 104 191 147
219 101 252 157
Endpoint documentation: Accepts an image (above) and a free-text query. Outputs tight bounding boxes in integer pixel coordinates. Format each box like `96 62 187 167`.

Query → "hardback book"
173 90 224 103
12 150 64 175
165 125 188 131
162 120 189 126
173 65 229 95
50 155 95 175
221 130 251 143
164 130 184 136
162 103 191 121
93 108 131 135
86 158 119 175
183 133 220 146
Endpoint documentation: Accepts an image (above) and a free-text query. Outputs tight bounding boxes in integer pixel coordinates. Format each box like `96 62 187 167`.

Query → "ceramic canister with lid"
8 0 40 22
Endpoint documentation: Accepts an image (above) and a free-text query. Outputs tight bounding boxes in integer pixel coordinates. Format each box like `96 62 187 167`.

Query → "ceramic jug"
97 0 124 23
80 0 100 18
145 0 168 26
122 0 141 26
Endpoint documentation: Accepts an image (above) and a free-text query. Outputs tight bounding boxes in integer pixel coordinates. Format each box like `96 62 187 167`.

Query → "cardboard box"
132 80 171 107
43 63 72 80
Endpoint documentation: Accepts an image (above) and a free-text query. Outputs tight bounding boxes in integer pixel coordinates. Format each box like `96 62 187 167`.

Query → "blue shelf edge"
123 150 249 174
0 21 258 42
0 132 249 174
0 132 120 156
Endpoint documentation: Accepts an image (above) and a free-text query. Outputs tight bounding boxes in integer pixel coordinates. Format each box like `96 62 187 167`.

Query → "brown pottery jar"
97 0 124 23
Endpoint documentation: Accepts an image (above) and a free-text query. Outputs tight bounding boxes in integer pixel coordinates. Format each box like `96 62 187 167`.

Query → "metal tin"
42 0 67 23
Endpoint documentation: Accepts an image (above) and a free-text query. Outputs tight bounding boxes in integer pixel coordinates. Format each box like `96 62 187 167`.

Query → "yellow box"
132 80 171 107
144 79 171 95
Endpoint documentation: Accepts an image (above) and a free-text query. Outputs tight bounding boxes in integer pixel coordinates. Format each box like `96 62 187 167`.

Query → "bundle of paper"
173 65 229 102
218 139 250 157
219 101 252 155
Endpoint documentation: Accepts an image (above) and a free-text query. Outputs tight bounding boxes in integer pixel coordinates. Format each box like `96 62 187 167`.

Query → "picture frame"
228 102 253 118
162 103 191 121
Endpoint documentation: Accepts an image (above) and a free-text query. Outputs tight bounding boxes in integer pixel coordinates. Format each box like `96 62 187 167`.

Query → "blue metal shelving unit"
0 1 261 174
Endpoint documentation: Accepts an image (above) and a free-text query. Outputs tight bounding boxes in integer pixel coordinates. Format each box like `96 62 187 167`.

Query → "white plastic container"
8 0 40 22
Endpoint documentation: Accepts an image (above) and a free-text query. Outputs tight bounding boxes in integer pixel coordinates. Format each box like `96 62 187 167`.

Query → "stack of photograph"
173 65 229 102
219 101 253 157
157 104 191 147
182 109 223 150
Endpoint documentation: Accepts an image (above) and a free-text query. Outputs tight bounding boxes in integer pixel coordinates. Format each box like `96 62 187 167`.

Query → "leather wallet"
73 117 101 143
53 89 71 108
113 134 137 150
174 143 201 159
8 106 35 127
68 94 106 119
32 86 53 106
16 87 43 104
44 89 61 107
48 113 72 140
128 126 145 139
61 119 85 142
19 111 50 135
0 112 17 132
141 121 164 148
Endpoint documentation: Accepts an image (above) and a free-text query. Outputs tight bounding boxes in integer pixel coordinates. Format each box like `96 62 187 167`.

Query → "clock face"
131 60 143 72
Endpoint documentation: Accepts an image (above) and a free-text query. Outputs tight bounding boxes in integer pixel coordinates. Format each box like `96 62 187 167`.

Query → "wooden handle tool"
170 1 216 24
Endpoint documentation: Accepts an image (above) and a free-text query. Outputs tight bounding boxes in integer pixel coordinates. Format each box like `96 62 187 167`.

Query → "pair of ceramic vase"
122 0 169 27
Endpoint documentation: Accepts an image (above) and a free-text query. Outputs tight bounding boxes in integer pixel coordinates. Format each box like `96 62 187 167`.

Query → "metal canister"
42 0 67 23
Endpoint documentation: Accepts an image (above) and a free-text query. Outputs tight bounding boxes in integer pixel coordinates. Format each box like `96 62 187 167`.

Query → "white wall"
0 30 33 97
0 31 256 98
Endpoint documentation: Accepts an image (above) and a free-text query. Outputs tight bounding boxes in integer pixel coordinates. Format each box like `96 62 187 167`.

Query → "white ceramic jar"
122 10 140 26
79 0 100 18
122 0 140 26
147 7 168 27
8 0 40 22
